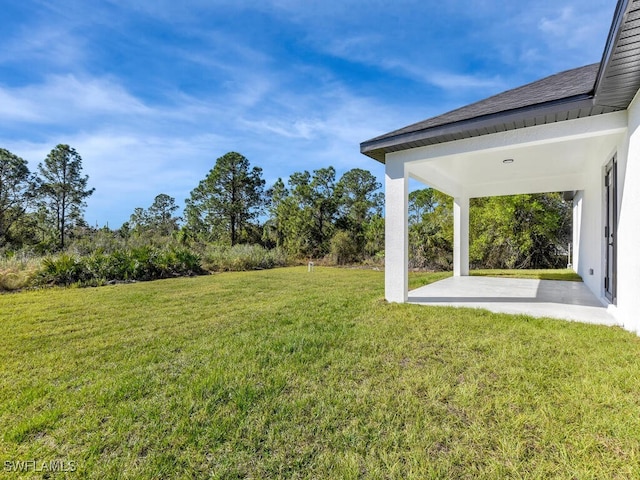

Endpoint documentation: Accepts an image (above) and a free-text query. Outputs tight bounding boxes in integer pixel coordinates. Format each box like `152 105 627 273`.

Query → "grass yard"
1 267 640 478
408 268 581 290
470 268 583 282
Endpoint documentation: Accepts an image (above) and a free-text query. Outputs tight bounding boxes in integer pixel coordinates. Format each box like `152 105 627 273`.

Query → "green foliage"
409 189 572 270
185 152 265 245
335 168 383 260
128 193 181 238
265 168 383 262
409 188 453 270
264 168 337 257
0 148 36 249
201 244 289 272
39 253 83 285
36 144 94 250
0 140 577 272
470 193 571 269
286 167 339 257
364 213 384 257
36 246 203 286
330 229 360 265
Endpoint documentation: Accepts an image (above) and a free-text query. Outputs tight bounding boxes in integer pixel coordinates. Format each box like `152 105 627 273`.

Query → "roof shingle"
367 64 599 144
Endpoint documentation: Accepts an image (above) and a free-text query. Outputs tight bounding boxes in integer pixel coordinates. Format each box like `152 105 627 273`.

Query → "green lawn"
1 267 639 478
470 268 583 282
408 268 581 290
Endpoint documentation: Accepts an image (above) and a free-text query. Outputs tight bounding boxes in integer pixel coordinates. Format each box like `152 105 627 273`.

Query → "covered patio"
379 110 626 306
408 276 618 326
361 62 629 317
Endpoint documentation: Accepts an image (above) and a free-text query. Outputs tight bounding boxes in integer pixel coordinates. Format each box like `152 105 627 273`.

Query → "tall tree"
37 144 94 250
0 148 35 248
185 152 265 245
335 168 382 258
128 207 149 233
263 178 289 248
129 194 180 238
147 194 180 236
308 167 338 254
286 167 338 257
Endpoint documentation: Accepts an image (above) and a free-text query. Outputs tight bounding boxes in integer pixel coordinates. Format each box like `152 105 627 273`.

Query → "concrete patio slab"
408 276 619 326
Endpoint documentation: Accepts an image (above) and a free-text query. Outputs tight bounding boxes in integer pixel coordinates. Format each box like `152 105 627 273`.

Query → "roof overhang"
361 94 598 162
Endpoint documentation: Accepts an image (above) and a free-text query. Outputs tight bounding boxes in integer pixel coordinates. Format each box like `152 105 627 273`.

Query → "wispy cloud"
0 26 86 69
0 75 153 127
0 0 616 226
317 30 507 93
382 61 506 91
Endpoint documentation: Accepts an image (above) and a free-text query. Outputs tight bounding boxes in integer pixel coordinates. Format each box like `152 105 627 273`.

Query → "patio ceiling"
391 112 627 198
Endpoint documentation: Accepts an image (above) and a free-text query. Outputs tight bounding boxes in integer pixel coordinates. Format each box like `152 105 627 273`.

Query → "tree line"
1 147 572 269
1 145 93 252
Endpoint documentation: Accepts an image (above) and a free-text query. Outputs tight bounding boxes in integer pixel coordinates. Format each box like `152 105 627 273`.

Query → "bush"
39 254 84 286
11 243 288 289
36 246 204 287
0 255 40 291
202 244 289 272
329 230 360 265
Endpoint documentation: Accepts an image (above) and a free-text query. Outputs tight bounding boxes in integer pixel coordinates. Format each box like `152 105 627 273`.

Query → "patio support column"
385 157 409 302
454 196 469 276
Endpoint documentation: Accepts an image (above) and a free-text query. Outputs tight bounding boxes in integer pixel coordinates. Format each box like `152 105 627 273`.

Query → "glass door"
604 157 617 303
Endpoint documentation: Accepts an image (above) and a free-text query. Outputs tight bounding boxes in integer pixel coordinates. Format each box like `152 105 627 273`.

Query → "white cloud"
0 26 86 69
390 62 506 91
539 7 574 36
0 75 151 124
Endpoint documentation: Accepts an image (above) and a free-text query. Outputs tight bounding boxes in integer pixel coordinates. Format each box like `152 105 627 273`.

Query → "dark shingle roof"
361 0 640 163
367 64 598 143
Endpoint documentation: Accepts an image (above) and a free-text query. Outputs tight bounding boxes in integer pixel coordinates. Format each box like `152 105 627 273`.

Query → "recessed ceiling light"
502 158 514 164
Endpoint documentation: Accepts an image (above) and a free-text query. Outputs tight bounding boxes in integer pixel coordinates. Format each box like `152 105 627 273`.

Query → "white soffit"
389 112 627 198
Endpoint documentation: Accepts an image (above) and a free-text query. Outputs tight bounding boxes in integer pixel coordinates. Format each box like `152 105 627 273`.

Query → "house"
360 0 640 333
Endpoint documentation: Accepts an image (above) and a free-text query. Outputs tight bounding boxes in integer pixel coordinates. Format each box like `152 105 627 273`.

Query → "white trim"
387 112 628 165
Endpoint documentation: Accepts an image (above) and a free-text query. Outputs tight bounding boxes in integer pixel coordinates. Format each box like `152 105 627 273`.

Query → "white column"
453 196 469 276
572 192 583 273
385 157 409 302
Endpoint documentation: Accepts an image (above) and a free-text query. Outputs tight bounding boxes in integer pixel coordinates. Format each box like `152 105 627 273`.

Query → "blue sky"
1 0 615 227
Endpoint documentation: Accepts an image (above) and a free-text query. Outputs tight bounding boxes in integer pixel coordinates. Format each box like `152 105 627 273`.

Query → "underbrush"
201 244 289 272
37 246 204 286
2 244 292 289
0 256 40 291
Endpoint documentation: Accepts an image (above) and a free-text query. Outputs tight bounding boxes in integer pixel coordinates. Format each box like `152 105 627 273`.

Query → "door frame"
604 156 617 304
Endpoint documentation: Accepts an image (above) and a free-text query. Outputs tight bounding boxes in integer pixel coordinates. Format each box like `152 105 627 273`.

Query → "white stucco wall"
572 192 582 272
574 155 605 301
617 94 640 333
